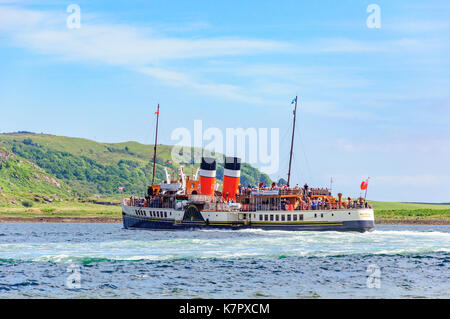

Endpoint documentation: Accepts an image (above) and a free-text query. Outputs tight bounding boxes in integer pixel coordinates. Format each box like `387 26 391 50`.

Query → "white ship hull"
122 201 375 232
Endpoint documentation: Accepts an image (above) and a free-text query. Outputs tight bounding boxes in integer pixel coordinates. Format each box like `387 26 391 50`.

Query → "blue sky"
0 0 449 202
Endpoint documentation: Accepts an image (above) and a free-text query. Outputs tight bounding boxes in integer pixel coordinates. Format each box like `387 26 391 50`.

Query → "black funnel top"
224 157 241 170
201 157 217 171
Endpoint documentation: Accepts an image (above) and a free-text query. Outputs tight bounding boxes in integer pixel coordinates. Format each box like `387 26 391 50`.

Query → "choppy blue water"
0 223 449 298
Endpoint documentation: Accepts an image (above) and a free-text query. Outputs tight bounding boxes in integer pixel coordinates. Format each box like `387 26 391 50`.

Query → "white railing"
188 194 212 202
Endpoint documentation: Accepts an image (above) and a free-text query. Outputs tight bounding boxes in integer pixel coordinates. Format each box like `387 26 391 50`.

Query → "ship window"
164 212 167 218
270 215 274 221
300 214 304 221
293 214 298 221
275 215 279 221
281 215 285 221
287 215 291 221
321 213 323 218
264 215 268 221
259 214 263 221
314 213 317 218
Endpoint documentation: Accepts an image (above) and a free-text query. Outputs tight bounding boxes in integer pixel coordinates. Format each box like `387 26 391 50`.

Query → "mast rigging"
152 104 160 185
287 96 297 187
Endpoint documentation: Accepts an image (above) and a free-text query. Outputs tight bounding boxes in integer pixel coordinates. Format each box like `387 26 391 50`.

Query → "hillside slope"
0 146 73 204
0 133 272 195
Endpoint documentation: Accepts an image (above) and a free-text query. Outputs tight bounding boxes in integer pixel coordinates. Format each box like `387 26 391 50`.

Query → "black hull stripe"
125 215 345 226
123 215 375 232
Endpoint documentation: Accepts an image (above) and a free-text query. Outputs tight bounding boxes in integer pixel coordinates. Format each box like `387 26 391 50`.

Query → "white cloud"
0 5 295 103
0 6 292 65
373 174 449 188
0 5 448 108
388 20 450 33
335 137 450 155
138 67 266 104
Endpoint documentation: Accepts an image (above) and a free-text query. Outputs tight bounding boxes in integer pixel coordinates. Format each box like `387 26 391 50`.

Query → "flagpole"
330 177 333 194
152 104 160 185
287 96 297 187
364 177 370 201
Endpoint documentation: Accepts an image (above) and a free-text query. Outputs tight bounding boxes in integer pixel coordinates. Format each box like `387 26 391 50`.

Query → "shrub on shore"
21 200 34 208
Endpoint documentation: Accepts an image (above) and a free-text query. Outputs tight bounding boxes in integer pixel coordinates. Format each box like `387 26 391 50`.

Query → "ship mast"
152 104 160 185
287 96 297 187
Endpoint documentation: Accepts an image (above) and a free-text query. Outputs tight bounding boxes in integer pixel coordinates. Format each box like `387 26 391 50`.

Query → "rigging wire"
296 127 314 185
278 124 292 182
145 114 157 165
291 152 306 187
296 99 314 186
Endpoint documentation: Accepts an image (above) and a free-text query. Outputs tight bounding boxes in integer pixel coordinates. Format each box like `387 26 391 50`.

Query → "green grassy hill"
0 133 272 197
371 201 450 220
0 146 73 205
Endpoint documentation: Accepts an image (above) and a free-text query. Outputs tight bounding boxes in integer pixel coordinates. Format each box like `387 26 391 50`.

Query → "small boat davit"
122 100 375 232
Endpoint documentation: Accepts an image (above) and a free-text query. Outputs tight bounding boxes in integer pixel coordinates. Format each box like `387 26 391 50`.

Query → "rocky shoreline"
0 217 449 225
0 217 122 223
375 219 450 225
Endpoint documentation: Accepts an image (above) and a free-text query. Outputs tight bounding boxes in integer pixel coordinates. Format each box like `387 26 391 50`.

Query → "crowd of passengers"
238 182 371 211
241 197 371 212
238 182 330 197
128 197 175 209
128 181 371 210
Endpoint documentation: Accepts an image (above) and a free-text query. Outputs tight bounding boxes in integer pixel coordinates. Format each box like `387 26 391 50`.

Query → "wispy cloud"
0 5 295 103
388 20 450 33
0 4 448 112
335 136 450 155
138 66 266 104
373 174 450 188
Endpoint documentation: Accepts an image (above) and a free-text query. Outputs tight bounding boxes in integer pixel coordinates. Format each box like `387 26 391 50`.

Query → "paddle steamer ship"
122 100 375 232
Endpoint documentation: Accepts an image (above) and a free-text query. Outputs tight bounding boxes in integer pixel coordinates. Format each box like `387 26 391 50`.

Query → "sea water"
0 223 448 298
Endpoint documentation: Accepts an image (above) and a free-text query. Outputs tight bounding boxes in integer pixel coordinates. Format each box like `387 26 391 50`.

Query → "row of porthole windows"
135 210 170 218
259 214 304 222
257 212 338 221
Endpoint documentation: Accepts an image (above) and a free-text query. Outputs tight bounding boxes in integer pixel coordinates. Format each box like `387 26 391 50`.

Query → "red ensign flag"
360 180 368 190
